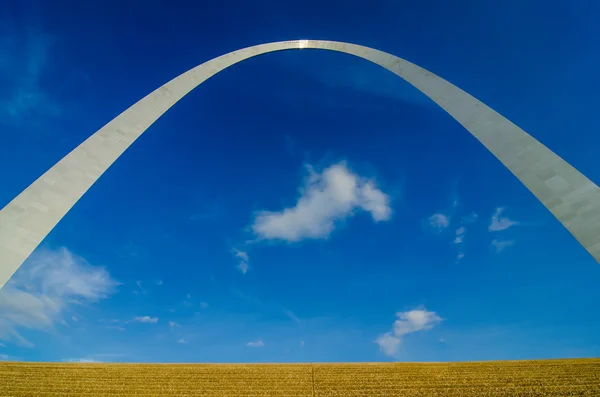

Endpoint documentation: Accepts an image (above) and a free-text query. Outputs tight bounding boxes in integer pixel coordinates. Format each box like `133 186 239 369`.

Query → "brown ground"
1 358 599 396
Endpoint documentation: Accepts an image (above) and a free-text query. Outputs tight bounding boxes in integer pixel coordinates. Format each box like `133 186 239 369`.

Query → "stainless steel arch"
1 40 599 289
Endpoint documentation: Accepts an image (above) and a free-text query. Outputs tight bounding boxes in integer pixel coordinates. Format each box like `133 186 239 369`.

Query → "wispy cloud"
283 310 301 324
375 308 443 356
489 207 519 232
132 280 146 295
131 316 159 324
252 162 391 242
199 302 209 309
453 225 468 263
62 358 102 363
177 338 188 344
0 24 62 125
246 339 265 348
453 226 466 244
105 325 125 331
461 212 478 224
491 239 515 253
0 248 119 347
425 196 478 263
425 213 451 232
169 321 180 328
232 248 250 274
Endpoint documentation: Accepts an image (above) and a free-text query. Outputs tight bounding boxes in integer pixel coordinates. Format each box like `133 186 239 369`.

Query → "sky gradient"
1 0 600 363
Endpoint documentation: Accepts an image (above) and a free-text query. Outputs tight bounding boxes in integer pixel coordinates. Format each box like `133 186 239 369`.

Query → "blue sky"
1 0 600 363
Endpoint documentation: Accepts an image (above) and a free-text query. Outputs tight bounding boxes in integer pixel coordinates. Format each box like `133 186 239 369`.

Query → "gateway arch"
1 40 599 289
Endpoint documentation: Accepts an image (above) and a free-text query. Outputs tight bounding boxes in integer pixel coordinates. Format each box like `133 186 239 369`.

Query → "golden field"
1 359 599 396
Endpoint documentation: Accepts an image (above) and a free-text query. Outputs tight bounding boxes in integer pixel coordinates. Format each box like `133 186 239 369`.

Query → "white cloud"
491 239 515 253
169 321 180 327
489 207 519 232
237 261 249 274
453 226 466 244
300 341 305 348
247 339 265 348
375 309 443 357
232 249 249 274
251 162 391 242
374 332 402 356
177 339 188 344
453 224 468 263
105 325 125 331
62 358 101 363
0 247 118 347
156 280 163 286
132 316 158 324
425 213 450 232
461 212 478 224
232 248 249 262
199 302 209 309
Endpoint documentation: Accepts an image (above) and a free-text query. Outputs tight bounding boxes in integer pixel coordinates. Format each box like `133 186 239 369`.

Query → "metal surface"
1 40 599 289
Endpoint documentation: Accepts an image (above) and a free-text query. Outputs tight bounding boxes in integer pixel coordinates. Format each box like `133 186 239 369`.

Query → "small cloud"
238 262 249 274
489 207 519 232
63 358 101 363
156 280 163 286
461 212 478 224
71 316 78 322
199 302 209 309
300 341 305 348
0 342 5 347
177 339 188 344
168 321 180 328
453 226 466 244
491 239 515 253
439 338 446 343
425 213 450 232
232 249 250 274
251 162 391 242
375 308 443 357
132 280 146 295
131 316 158 324
247 339 264 348
284 310 301 324
455 252 465 263
232 248 249 263
105 325 125 331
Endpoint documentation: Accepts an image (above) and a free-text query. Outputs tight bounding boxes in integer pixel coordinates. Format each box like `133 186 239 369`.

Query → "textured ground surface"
1 359 599 396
